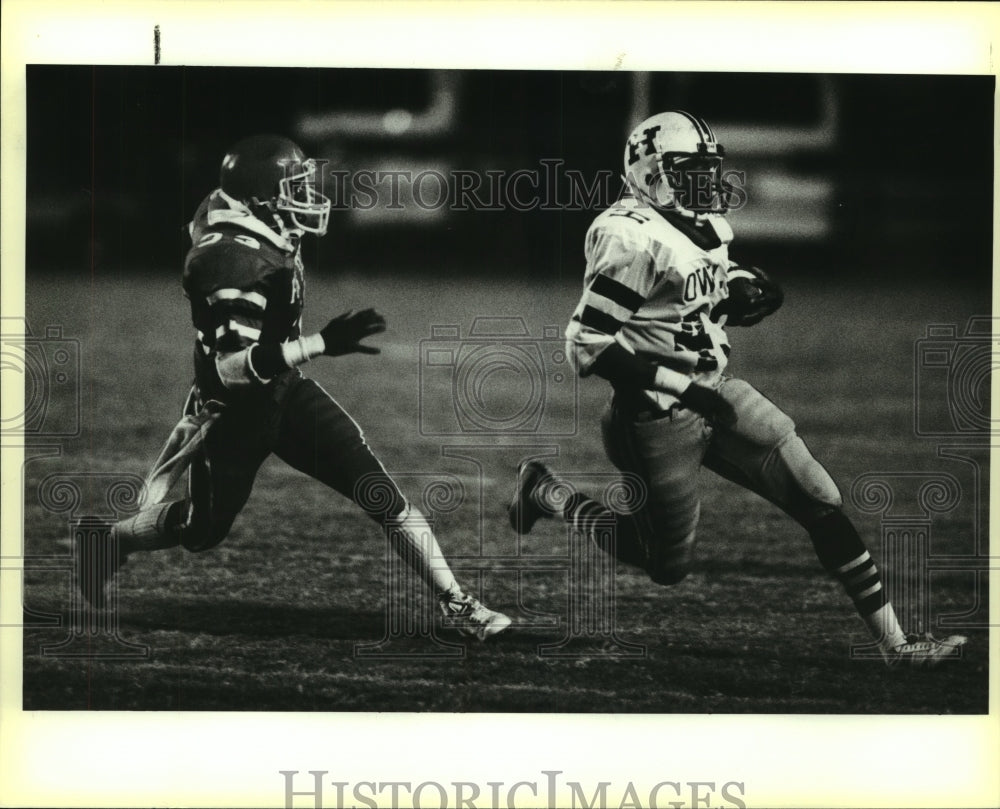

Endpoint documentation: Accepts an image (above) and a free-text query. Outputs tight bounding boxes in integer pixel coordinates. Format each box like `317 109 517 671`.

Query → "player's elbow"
563 330 607 379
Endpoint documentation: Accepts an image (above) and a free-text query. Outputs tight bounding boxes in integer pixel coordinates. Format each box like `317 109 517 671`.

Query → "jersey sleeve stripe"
245 344 273 385
590 273 645 312
576 306 625 336
216 321 262 341
725 267 756 283
206 288 268 309
577 292 634 326
195 330 212 355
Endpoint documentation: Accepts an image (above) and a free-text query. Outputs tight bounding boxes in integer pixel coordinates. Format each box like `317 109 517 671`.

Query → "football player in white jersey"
509 110 966 667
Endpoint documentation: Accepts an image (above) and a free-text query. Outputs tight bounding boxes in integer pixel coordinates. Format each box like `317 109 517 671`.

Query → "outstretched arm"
589 342 736 426
219 308 387 386
566 229 735 426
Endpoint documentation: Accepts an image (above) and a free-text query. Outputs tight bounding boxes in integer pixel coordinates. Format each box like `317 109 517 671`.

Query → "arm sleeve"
208 287 274 390
186 246 284 391
589 342 657 388
565 227 658 376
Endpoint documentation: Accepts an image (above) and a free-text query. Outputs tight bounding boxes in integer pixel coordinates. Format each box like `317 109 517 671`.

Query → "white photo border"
2 2 998 808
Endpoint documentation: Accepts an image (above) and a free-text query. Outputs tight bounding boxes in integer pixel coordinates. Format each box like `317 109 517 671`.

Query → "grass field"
19 267 991 713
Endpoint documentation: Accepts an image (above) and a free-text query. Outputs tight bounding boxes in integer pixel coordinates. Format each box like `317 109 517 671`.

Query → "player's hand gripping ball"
320 308 387 356
713 266 784 327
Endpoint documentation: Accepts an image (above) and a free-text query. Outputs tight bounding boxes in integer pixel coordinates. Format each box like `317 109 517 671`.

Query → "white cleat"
508 460 557 534
884 633 968 668
440 592 512 641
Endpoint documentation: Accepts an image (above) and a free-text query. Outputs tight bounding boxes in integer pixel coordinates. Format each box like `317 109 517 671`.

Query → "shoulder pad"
591 202 656 245
183 233 280 295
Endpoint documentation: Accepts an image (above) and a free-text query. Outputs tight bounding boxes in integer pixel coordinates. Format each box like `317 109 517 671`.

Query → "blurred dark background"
26 67 993 283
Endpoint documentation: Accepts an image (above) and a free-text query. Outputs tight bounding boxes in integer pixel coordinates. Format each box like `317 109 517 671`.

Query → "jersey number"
196 232 261 250
675 320 713 353
196 232 223 248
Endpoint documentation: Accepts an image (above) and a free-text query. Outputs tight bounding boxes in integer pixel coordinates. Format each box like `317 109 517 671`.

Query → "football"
717 266 783 326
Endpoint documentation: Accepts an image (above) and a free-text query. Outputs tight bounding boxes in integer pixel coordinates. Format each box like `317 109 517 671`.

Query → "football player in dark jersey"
80 134 510 641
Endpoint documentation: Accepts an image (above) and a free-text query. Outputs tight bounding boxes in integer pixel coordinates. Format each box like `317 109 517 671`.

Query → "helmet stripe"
674 109 710 144
674 109 721 147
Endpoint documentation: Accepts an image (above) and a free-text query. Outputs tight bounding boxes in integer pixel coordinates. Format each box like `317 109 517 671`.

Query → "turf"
20 268 990 712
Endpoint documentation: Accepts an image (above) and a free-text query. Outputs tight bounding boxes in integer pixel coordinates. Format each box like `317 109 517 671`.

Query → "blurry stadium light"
295 70 459 142
629 73 840 242
629 73 839 155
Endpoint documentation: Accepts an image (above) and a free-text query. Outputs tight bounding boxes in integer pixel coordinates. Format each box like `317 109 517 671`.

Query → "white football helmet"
623 110 730 217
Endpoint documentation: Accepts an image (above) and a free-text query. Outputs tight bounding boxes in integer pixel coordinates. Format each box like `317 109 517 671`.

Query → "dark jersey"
182 191 305 401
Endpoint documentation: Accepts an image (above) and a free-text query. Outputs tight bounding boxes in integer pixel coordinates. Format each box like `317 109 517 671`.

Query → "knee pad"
721 378 796 446
773 434 843 521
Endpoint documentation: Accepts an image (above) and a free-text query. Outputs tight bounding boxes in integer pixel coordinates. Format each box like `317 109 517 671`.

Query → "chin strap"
658 209 731 250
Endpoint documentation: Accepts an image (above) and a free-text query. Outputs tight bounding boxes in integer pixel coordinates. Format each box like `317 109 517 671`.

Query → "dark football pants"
601 376 843 585
180 375 406 552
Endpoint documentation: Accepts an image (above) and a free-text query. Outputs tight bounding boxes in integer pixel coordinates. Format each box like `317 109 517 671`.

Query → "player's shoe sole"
508 460 557 534
440 593 512 642
884 633 968 668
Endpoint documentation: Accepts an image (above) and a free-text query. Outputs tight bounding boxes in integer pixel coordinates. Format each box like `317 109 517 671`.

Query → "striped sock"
809 509 905 650
834 550 885 615
561 491 645 567
114 501 184 554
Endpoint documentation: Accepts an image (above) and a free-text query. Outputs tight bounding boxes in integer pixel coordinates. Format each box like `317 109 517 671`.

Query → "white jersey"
565 195 737 411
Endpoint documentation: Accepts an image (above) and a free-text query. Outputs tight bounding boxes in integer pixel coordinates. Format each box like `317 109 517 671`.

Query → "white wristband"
653 366 692 396
280 333 326 367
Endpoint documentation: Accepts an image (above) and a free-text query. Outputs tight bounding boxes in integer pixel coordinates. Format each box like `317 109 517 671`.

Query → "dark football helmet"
219 134 331 236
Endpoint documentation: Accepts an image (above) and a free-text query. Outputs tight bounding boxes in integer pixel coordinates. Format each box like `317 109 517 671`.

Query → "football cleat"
883 632 968 668
76 524 126 609
439 592 512 641
508 460 558 534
